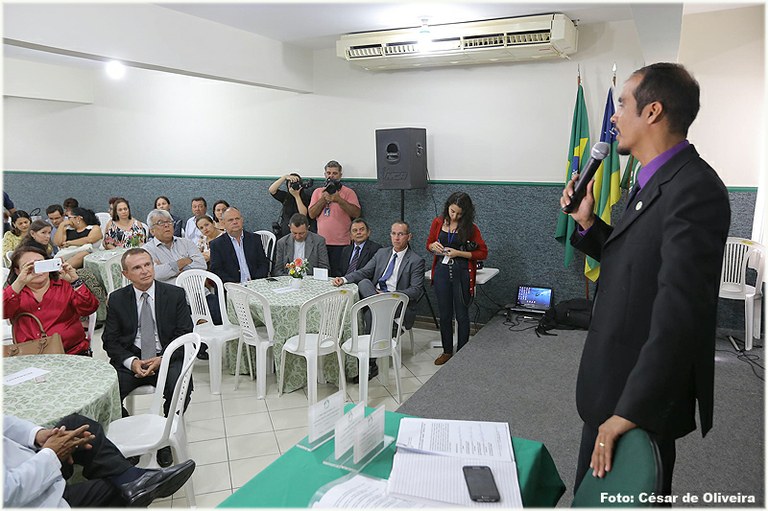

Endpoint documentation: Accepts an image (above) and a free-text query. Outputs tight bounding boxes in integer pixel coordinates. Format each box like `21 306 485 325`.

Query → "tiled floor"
91 326 448 508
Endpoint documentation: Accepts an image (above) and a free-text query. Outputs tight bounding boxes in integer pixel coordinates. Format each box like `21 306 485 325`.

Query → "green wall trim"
2 170 759 192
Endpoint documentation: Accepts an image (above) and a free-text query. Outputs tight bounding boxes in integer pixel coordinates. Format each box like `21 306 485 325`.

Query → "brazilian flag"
555 83 590 267
584 88 621 281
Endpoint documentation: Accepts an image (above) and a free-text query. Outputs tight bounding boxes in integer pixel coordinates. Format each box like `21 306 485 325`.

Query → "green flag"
555 83 590 267
585 88 622 281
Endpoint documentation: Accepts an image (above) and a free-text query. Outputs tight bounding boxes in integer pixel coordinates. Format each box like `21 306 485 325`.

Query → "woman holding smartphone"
3 246 99 355
427 192 488 365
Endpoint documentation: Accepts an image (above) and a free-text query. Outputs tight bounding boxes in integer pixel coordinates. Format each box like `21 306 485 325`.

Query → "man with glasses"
142 209 206 286
46 204 65 247
332 221 424 380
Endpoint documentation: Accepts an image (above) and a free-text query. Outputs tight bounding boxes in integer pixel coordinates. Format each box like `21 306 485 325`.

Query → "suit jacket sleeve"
102 287 139 367
209 236 231 283
315 236 330 270
400 252 425 303
273 237 287 276
345 249 381 283
570 217 613 262
160 284 194 351
249 234 269 279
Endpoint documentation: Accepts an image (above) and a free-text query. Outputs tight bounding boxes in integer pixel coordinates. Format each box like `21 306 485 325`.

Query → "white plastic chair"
175 270 241 394
342 293 408 405
125 385 156 415
278 288 351 404
224 283 276 399
720 237 765 350
5 250 14 267
254 230 276 272
95 213 111 250
106 332 200 506
104 252 128 296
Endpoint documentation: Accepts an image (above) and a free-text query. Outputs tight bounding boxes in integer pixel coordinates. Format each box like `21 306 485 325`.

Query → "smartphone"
34 258 62 274
266 277 278 282
463 465 501 503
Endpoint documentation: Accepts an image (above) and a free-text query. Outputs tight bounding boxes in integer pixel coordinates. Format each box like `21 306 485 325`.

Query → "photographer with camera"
427 192 488 366
269 173 314 238
308 160 361 277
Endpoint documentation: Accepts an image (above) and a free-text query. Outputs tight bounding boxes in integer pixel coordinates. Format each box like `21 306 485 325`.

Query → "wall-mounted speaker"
375 128 427 190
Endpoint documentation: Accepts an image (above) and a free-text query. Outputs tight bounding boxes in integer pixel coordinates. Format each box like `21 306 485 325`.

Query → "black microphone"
562 141 610 213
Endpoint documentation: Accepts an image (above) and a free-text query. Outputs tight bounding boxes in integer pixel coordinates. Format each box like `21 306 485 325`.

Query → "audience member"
107 196 122 217
212 200 230 231
332 221 424 380
142 209 206 285
154 196 183 238
273 214 329 276
102 248 194 467
3 413 195 507
308 160 361 276
20 220 57 256
427 192 488 365
62 198 79 217
269 173 313 237
184 197 207 246
46 204 65 245
209 207 269 284
2 210 31 259
53 207 103 269
104 198 148 249
3 246 98 355
195 214 223 263
339 218 382 276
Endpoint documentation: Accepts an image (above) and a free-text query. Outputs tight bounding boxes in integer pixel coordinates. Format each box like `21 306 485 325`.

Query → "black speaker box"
375 128 427 190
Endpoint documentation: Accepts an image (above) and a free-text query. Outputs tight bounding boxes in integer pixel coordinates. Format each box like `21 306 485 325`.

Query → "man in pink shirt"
308 160 361 276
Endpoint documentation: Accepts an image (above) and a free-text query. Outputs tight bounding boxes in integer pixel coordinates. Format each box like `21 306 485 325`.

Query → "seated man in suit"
209 207 269 284
339 217 382 276
102 248 194 467
273 213 329 276
332 221 425 380
4 413 195 507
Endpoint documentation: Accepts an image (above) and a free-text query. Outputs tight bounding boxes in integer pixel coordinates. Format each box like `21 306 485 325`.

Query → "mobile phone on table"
463 465 501 502
34 258 62 274
266 277 278 282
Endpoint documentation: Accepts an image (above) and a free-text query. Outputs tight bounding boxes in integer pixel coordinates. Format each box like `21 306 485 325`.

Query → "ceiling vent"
337 14 577 71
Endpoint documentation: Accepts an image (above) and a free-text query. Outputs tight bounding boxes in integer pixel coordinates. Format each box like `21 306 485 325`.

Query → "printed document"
396 418 514 461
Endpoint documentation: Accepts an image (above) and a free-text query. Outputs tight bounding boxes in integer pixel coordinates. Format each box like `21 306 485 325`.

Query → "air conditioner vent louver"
508 31 551 45
464 33 505 49
337 14 578 70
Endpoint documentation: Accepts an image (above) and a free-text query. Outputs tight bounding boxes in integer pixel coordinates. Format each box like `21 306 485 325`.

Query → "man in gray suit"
332 221 425 379
273 213 330 276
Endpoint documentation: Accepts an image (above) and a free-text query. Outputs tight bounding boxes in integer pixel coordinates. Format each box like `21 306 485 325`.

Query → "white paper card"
308 390 344 443
396 418 514 461
4 367 50 386
312 474 428 508
272 286 298 294
353 405 385 464
313 268 329 281
334 403 365 460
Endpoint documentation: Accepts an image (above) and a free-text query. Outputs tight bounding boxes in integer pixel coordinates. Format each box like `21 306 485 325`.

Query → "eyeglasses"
153 221 174 228
390 232 409 237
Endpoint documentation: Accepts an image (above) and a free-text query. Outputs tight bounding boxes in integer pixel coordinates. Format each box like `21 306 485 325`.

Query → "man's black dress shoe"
196 351 209 360
119 459 196 507
368 365 379 380
156 446 173 467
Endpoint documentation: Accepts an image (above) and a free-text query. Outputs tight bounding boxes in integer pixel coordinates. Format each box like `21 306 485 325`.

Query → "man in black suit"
561 63 730 495
338 218 382 276
333 221 425 380
102 248 195 467
209 207 269 284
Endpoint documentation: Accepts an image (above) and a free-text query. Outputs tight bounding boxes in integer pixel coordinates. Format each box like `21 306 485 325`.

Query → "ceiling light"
105 60 126 79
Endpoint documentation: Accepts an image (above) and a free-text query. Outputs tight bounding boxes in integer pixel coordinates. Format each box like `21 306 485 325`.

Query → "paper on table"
272 286 298 294
312 474 430 508
4 367 50 386
388 451 522 508
313 268 329 281
396 418 514 461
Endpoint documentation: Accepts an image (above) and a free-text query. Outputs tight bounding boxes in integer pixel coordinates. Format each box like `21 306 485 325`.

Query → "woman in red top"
426 192 488 366
3 246 99 355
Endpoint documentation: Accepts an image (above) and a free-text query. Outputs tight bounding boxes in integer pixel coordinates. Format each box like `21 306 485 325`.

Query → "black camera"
290 178 314 191
324 179 342 194
461 240 478 252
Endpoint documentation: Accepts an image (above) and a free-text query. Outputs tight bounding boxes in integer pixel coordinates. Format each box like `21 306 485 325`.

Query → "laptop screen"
516 286 553 311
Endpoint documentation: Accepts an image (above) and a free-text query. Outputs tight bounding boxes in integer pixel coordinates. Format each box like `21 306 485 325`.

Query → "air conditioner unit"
337 14 577 71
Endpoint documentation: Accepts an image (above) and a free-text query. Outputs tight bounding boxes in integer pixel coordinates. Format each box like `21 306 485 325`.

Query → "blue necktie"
347 245 361 273
378 253 397 291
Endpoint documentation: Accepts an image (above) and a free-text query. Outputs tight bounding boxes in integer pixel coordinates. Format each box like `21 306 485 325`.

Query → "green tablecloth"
83 248 127 321
224 276 359 393
218 408 565 508
3 354 121 430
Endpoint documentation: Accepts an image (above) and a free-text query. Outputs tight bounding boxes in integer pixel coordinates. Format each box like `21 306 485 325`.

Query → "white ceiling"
157 2 758 50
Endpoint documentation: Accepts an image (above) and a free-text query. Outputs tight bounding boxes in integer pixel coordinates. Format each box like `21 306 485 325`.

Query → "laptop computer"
506 285 553 315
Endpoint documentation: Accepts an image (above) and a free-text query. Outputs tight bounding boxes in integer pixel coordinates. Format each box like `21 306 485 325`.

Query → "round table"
225 276 358 393
3 354 121 429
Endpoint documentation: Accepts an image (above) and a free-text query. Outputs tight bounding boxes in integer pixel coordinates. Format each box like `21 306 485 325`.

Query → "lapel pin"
635 201 643 211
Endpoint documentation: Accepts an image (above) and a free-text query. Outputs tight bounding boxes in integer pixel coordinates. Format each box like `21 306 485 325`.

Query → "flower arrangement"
286 258 308 279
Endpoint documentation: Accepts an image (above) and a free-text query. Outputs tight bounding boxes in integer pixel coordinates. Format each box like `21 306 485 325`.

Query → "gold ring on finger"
598 442 605 448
